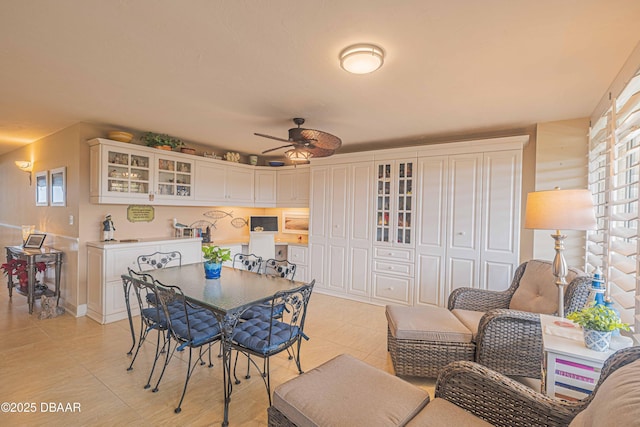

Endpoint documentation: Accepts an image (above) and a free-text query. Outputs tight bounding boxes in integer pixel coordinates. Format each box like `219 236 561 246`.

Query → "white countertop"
86 236 202 249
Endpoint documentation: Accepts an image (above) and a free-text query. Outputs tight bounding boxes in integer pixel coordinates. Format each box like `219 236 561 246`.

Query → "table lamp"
524 188 597 317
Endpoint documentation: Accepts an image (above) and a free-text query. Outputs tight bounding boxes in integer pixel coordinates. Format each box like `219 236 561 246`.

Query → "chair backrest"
249 232 276 260
233 253 263 272
263 258 296 280
137 251 182 271
508 259 587 315
122 268 163 328
263 280 315 351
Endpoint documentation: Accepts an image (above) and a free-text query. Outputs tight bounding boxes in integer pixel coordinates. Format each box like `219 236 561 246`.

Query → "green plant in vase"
202 245 231 279
567 304 629 351
140 132 183 151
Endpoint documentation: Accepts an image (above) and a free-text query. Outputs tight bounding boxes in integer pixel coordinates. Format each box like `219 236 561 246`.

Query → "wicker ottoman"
386 305 476 377
269 353 430 426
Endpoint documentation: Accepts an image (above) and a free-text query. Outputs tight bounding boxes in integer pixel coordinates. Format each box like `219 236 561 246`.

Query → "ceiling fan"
255 118 342 160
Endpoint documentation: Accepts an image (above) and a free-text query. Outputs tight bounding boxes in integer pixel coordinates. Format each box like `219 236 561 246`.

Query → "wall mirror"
35 170 48 206
50 167 66 207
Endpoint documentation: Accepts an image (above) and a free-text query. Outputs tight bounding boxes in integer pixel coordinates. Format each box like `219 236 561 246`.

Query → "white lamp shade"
525 188 597 231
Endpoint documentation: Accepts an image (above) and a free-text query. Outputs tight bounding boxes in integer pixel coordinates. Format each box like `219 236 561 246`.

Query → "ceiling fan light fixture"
284 148 313 162
340 43 384 74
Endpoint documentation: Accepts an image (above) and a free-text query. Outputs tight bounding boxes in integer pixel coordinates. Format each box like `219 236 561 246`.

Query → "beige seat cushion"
509 259 580 314
406 398 493 427
273 354 430 427
451 309 485 340
569 359 640 427
386 305 473 343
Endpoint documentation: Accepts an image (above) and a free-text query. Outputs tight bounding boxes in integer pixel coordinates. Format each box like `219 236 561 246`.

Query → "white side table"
540 314 632 400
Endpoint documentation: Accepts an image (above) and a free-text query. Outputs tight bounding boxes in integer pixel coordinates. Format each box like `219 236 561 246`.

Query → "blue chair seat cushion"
141 304 186 328
170 310 222 349
232 318 300 354
146 293 206 315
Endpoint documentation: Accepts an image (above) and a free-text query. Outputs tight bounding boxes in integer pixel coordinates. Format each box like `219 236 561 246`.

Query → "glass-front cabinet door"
374 160 414 246
105 149 151 198
154 155 194 200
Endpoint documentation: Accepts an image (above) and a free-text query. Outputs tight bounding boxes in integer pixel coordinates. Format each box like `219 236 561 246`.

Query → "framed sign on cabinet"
50 167 66 207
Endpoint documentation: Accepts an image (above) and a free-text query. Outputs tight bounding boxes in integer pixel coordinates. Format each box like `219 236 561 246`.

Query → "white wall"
533 118 590 271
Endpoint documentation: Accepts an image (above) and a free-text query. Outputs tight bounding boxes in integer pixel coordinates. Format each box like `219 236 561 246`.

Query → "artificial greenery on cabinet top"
140 132 183 149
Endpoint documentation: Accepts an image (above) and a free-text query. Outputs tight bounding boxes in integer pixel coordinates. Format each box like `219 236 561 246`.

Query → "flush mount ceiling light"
339 43 385 74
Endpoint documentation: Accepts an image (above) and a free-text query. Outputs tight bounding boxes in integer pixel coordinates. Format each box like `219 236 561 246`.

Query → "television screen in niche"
250 216 278 232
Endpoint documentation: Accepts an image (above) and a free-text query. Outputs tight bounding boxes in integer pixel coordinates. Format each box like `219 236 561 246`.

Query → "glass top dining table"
143 262 304 426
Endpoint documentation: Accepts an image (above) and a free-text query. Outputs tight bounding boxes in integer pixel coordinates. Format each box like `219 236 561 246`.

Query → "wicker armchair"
448 260 591 378
430 346 640 427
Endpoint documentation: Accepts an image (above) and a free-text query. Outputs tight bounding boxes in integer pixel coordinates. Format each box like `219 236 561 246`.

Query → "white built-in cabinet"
194 160 254 206
86 237 202 324
309 136 526 307
88 138 309 207
277 167 310 207
310 161 374 298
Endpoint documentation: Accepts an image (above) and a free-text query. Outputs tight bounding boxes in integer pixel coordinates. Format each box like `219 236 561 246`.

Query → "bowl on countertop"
108 131 134 143
269 161 285 167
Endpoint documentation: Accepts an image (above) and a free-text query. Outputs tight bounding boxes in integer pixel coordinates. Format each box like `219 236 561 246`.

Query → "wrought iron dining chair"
233 253 263 272
137 251 182 271
123 251 183 354
122 269 174 390
153 279 223 414
263 258 297 280
231 280 315 405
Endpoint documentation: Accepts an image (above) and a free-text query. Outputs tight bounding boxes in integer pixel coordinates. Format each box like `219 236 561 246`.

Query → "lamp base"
551 231 568 318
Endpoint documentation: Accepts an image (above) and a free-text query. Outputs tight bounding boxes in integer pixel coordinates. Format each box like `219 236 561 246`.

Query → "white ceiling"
1 0 640 157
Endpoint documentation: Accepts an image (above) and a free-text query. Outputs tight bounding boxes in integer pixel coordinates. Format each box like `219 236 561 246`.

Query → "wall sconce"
15 160 33 185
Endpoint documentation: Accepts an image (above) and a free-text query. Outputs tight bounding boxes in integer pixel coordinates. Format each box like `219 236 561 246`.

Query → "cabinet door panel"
328 245 347 291
448 154 481 251
483 261 514 292
447 257 476 296
416 253 444 306
309 242 326 288
349 247 369 296
329 165 349 240
227 167 254 204
351 163 373 242
481 150 521 290
255 170 277 206
310 168 328 238
195 161 227 202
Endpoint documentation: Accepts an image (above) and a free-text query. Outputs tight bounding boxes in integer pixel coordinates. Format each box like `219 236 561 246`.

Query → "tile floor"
0 289 435 426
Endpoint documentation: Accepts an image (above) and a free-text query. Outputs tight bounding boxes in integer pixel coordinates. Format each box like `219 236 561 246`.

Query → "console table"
5 246 63 314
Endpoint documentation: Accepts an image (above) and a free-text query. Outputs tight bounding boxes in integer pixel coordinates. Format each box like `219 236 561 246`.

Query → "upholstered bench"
268 354 430 426
386 305 475 377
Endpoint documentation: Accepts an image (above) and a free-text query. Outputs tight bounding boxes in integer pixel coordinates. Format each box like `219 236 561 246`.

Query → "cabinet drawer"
373 259 414 277
289 245 308 266
373 246 414 262
372 273 412 304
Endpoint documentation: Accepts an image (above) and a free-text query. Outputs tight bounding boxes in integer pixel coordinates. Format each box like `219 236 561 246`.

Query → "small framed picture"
50 166 66 207
282 211 309 234
24 233 47 249
35 171 48 206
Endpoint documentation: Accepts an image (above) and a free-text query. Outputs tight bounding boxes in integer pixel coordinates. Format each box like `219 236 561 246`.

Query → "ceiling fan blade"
261 144 294 154
300 129 342 150
254 132 291 143
306 147 335 158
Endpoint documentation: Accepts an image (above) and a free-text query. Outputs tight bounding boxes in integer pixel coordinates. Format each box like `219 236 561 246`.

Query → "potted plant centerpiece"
140 132 183 151
567 304 629 351
202 245 231 279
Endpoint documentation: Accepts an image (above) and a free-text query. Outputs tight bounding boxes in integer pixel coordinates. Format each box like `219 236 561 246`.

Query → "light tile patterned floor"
0 289 435 426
